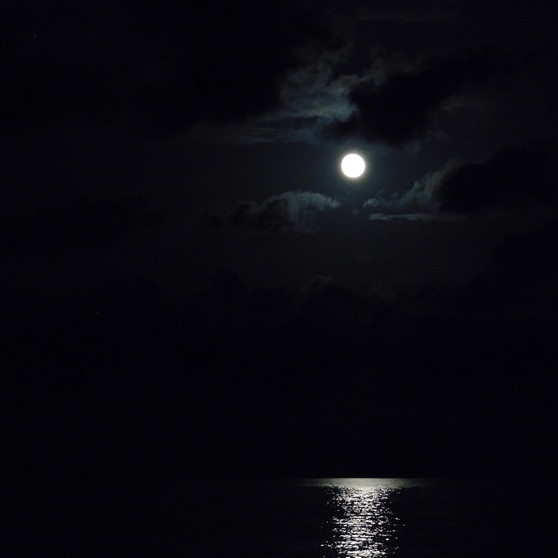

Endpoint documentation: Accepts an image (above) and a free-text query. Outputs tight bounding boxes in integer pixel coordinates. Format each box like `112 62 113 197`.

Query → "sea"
12 477 555 557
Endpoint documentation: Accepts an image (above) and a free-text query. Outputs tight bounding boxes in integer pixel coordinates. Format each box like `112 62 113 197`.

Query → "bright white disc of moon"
340 153 366 179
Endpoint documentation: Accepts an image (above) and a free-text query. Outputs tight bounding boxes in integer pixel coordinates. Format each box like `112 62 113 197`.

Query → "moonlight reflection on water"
313 479 409 558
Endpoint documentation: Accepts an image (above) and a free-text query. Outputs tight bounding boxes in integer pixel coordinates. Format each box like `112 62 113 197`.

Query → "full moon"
340 153 366 179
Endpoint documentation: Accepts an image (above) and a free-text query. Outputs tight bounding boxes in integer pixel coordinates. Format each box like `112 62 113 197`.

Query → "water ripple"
322 485 401 558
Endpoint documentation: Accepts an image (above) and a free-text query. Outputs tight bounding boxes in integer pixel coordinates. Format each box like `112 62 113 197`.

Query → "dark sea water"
12 477 555 557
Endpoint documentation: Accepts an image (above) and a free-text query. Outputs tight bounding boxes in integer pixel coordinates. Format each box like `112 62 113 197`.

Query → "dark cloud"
209 191 340 233
333 45 510 144
363 159 459 220
0 196 160 258
363 146 555 220
437 146 555 213
2 1 336 135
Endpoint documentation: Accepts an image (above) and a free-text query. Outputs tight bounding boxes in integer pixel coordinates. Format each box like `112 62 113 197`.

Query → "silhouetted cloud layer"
364 161 457 220
437 146 554 213
334 46 509 144
5 240 557 482
363 146 555 219
210 191 340 233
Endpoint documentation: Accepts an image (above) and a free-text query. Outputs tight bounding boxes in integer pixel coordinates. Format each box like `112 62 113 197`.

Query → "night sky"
4 0 558 485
